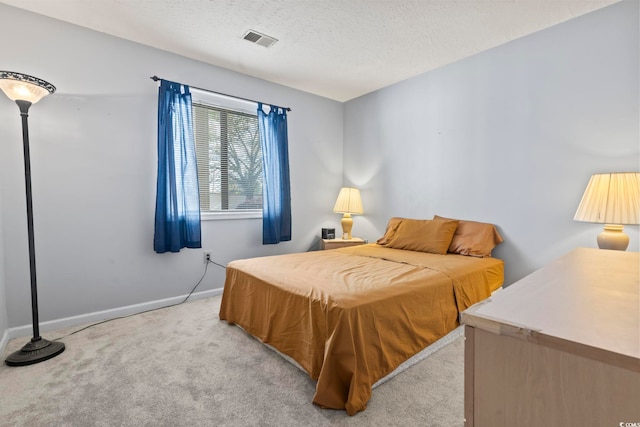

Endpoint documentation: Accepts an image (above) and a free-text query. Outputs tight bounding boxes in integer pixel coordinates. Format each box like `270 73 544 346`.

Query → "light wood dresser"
462 247 640 427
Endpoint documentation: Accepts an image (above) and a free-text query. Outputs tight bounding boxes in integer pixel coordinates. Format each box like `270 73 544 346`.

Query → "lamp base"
597 224 629 251
5 337 65 366
341 213 353 240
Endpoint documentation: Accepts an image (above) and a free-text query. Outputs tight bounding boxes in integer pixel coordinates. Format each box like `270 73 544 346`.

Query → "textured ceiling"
1 0 620 101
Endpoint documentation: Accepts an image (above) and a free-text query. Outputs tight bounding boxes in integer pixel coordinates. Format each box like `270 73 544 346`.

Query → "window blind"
193 103 262 212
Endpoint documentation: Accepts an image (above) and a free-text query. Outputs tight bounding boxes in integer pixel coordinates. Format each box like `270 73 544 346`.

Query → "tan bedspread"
218 244 503 415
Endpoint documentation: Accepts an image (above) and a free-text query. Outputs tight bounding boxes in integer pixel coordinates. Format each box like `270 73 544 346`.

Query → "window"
192 94 262 219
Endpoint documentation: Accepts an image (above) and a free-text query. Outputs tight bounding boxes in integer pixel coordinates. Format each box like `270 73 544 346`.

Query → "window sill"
201 210 262 221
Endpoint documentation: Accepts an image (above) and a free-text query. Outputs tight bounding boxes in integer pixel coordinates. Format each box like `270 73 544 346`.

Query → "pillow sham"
381 217 459 255
376 217 405 245
433 215 503 257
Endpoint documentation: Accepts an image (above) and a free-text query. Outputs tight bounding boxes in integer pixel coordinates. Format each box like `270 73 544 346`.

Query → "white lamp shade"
333 187 364 215
0 71 56 104
574 172 640 225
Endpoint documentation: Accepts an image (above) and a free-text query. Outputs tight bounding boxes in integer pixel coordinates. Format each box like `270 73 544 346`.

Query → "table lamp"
574 172 639 251
333 187 364 240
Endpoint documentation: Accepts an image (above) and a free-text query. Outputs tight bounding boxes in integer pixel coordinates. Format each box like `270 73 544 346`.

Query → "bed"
219 216 504 415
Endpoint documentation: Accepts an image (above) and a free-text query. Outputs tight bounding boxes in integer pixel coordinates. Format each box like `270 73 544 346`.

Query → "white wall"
0 190 8 345
0 4 344 329
344 0 639 285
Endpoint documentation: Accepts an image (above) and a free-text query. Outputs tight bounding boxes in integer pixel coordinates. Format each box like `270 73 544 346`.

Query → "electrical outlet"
203 251 212 264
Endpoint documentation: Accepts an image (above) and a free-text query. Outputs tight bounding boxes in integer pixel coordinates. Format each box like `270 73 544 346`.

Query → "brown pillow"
433 215 503 257
376 217 405 245
382 218 459 255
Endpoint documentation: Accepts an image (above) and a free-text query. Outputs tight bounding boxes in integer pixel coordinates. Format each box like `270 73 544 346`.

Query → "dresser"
462 247 640 427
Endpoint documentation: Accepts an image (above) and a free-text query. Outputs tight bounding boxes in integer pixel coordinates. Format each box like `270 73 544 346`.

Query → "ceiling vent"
243 30 278 48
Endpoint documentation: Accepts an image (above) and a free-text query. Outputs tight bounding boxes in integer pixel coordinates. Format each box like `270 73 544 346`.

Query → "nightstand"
320 237 365 250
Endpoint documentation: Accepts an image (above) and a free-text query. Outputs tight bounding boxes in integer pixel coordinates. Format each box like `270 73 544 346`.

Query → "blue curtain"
258 103 291 244
153 80 201 253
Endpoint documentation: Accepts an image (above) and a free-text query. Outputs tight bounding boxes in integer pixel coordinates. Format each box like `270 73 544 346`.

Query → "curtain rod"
150 76 291 112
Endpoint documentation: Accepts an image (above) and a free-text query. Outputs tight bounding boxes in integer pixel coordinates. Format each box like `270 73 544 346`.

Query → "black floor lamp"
0 71 65 366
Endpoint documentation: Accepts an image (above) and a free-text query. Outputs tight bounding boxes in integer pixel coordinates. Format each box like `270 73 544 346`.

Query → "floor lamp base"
5 337 65 366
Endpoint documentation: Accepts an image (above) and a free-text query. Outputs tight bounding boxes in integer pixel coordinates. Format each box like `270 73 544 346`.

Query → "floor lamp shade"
574 172 640 251
0 71 55 103
333 187 364 240
0 71 65 366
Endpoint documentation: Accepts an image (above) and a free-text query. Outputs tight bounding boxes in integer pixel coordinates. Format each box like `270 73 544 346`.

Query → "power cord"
51 258 226 341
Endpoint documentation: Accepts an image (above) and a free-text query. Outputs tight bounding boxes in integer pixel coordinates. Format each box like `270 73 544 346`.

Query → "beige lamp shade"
333 187 364 215
0 71 56 104
333 187 364 240
574 172 640 251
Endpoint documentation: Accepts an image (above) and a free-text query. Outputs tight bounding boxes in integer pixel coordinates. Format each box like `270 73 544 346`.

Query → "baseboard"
2 288 224 348
0 328 10 359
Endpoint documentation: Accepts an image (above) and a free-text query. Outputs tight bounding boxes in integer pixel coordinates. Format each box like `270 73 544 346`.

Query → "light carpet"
0 296 464 427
